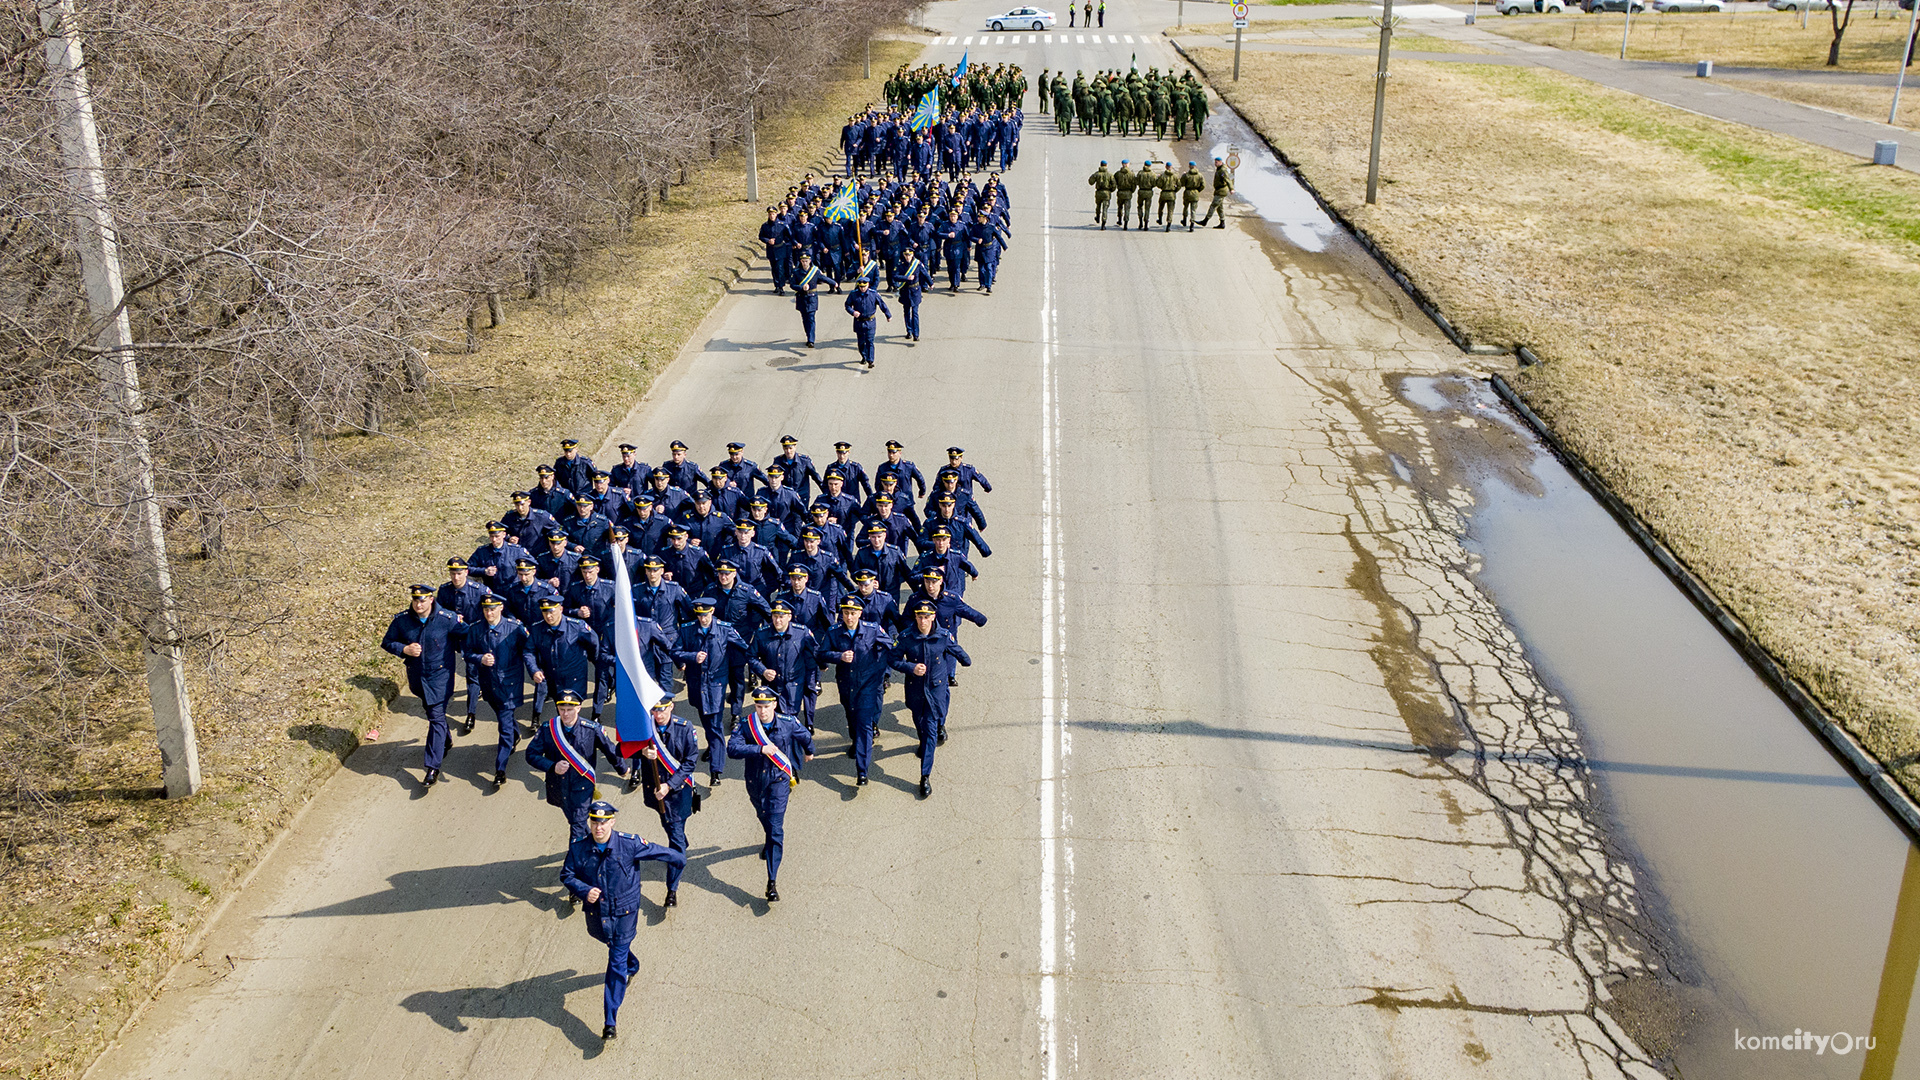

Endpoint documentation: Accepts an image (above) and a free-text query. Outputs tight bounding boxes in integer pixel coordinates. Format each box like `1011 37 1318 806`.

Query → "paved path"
87 5 1708 1080
1165 2 1920 169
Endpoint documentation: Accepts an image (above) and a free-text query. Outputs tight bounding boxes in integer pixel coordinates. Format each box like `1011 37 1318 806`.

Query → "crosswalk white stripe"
1123 34 1134 43
1075 33 1084 43
964 35 973 44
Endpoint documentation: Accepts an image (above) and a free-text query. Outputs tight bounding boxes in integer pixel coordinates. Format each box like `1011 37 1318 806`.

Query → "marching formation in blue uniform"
381 437 997 1033
759 101 1017 367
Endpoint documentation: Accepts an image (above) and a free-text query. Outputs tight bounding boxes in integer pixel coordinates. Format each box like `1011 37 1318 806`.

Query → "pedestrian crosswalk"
935 33 1139 45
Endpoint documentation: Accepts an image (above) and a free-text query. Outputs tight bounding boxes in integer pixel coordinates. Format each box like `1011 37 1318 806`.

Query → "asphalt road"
86 4 1677 1078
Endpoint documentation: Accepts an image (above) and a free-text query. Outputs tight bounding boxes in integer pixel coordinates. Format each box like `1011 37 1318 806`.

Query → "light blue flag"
910 86 941 132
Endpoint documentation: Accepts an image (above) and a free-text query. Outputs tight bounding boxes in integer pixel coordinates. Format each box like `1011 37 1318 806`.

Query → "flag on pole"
823 181 859 222
953 51 969 84
1130 52 1138 72
608 545 677 766
910 86 940 132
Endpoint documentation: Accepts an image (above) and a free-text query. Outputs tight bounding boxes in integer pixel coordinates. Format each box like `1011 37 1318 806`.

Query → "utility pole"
865 37 872 79
1178 0 1185 28
745 102 760 201
1366 0 1396 204
1233 23 1243 79
1620 0 1635 58
1893 0 1919 123
38 0 200 798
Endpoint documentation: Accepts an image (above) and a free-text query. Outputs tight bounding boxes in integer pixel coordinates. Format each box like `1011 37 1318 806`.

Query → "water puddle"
1401 374 1920 1079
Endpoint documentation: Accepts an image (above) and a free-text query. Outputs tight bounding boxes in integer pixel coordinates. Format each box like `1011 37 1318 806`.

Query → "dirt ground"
1722 74 1920 129
1180 16 1495 49
1487 9 1920 71
1185 46 1920 803
0 39 922 1080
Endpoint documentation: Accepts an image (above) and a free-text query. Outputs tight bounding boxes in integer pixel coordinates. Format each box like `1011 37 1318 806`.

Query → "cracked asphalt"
85 7 1681 1078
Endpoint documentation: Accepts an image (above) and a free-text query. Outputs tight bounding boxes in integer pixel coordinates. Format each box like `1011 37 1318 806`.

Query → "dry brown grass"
1187 46 1920 800
1722 74 1920 129
1487 9 1920 71
0 38 922 1080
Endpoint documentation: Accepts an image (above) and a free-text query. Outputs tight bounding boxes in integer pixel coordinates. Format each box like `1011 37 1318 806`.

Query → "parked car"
1768 0 1834 9
1583 0 1647 10
1496 0 1569 13
986 6 1055 29
1651 0 1723 10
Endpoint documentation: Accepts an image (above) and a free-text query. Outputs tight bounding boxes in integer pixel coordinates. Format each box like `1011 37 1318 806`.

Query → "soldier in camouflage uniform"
1087 161 1114 229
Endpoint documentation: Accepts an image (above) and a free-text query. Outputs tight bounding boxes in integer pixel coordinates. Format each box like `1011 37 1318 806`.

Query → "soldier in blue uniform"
530 465 574 517
641 469 691 519
719 518 783 597
608 443 645 497
469 522 532 587
632 556 693 638
753 598 824 732
710 560 771 721
554 438 596 496
502 557 561 633
876 440 929 500
704 467 747 523
771 435 824 503
909 568 989 678
673 598 750 787
851 522 914 604
761 206 792 295
676 490 729 551
381 584 468 787
536 530 581 592
527 693 627 842
661 440 703 495
658 525 713 596
774 566 834 639
502 492 560 550
564 557 618 720
563 494 611 554
914 526 980 599
436 556 491 731
726 687 816 902
559 800 684 1041
821 596 895 787
464 595 534 787
944 446 992 496
585 471 628 524
824 442 872 501
895 250 931 342
889 598 973 797
786 529 852 608
792 253 826 348
922 494 991 560
633 694 700 907
758 468 808 531
843 277 892 370
529 598 601 721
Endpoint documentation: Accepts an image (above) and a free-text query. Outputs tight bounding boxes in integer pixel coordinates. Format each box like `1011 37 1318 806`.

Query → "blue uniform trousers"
912 697 950 777
700 709 728 777
749 777 792 881
902 291 921 338
563 794 592 843
769 246 791 290
853 317 879 366
482 693 522 773
944 244 969 289
411 670 453 771
799 305 817 345
841 682 883 775
587 910 640 1028
592 656 616 715
978 252 1000 290
657 788 693 890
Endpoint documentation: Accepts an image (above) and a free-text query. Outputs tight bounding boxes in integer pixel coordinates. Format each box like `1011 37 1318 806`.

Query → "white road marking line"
996 34 1005 43
1028 34 1037 42
1045 33 1053 42
1076 33 1085 43
1124 34 1134 42
1038 145 1073 1080
964 35 974 44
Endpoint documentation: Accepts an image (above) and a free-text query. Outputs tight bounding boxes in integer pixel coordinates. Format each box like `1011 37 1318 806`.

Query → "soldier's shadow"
400 968 608 1055
675 843 776 919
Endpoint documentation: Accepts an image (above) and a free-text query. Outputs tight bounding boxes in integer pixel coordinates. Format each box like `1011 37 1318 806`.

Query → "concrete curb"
1490 374 1920 846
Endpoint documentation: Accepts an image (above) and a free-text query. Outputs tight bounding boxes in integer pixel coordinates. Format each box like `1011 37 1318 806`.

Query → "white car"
1496 0 1568 12
1651 0 1723 10
986 6 1055 29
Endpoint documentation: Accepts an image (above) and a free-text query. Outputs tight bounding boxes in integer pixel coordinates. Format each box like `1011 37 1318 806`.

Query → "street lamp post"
1893 0 1920 123
1366 0 1396 204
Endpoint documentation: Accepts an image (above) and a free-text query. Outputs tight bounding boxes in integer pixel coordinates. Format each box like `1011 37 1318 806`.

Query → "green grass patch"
1472 63 1920 250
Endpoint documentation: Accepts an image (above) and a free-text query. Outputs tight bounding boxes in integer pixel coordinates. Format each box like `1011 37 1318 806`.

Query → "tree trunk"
528 259 546 299
403 346 427 390
486 289 504 328
465 294 482 352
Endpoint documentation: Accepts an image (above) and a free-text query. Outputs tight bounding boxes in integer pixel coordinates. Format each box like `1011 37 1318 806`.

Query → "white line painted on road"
1076 33 1085 43
1124 34 1134 42
965 35 974 44
1037 146 1074 1080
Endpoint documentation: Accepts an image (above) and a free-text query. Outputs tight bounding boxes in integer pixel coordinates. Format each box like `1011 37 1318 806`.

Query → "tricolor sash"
748 712 797 789
550 715 596 783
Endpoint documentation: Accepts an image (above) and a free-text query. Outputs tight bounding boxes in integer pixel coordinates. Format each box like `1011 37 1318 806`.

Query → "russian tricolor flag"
609 544 677 768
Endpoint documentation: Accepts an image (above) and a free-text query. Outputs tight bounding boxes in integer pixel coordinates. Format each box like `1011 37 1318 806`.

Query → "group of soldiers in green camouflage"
1039 67 1207 140
1086 157 1232 231
886 62 1029 113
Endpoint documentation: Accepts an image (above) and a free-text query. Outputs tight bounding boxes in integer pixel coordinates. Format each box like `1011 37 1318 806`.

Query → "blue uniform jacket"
527 716 625 806
821 620 896 699
529 616 601 691
844 288 892 322
564 578 617 643
852 543 913 595
469 540 533 587
660 544 713 596
554 454 597 497
914 550 979 594
726 713 816 790
463 617 536 703
436 579 492 625
632 578 693 632
772 585 834 637
561 830 684 921
673 619 749 714
501 577 562 627
770 452 824 503
752 623 823 699
502 508 560 549
876 459 929 499
381 606 467 707
921 513 991 559
530 482 575 518
563 510 611 552
889 628 973 712
907 586 988 637
712 581 772 642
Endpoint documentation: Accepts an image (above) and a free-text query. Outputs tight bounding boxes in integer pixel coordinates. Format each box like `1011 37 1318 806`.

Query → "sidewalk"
1168 10 1920 171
